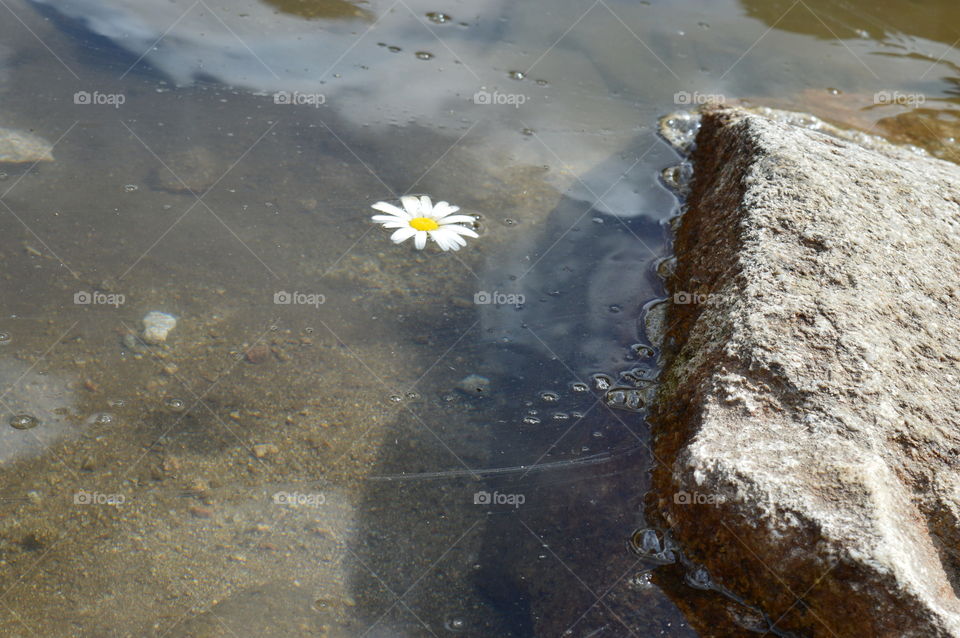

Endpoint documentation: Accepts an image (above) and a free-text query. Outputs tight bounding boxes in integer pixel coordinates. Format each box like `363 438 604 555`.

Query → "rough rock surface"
649 106 960 637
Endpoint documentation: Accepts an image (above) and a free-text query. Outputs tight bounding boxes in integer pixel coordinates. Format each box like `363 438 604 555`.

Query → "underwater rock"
651 107 960 637
0 126 53 163
141 311 177 345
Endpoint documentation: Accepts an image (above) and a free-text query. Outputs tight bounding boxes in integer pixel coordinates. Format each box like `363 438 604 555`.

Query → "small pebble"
245 344 272 364
188 505 213 518
252 443 279 458
142 311 177 345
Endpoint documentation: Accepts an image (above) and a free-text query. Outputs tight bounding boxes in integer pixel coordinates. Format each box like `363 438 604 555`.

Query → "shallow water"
0 0 957 635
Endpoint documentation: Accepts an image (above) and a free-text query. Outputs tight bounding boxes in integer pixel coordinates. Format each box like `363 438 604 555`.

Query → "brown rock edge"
648 107 960 637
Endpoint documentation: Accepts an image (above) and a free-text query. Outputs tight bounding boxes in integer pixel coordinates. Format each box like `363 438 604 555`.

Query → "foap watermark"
74 290 125 307
273 91 326 107
474 290 525 306
674 490 726 506
473 88 527 108
873 90 925 107
274 290 325 308
674 91 725 106
73 90 125 108
272 491 326 507
74 490 125 506
474 490 525 508
672 291 715 305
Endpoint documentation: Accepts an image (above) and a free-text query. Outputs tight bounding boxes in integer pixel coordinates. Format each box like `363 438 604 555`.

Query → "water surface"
0 0 957 635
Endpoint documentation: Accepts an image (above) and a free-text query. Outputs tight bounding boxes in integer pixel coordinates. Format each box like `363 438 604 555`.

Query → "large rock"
649 106 960 637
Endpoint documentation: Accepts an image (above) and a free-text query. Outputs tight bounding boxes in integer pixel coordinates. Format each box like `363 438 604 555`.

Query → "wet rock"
650 106 960 637
0 126 53 164
141 311 177 345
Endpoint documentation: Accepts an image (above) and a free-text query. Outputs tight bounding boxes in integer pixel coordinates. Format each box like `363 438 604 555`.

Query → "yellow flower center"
410 217 439 231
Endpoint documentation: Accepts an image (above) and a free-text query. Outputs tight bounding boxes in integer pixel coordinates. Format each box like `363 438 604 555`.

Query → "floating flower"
371 195 478 251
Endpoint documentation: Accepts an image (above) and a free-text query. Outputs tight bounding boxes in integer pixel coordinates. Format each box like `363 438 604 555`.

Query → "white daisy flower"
371 195 478 251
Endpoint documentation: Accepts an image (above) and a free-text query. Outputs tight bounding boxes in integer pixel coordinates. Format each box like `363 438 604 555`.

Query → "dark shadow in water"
348 163 695 635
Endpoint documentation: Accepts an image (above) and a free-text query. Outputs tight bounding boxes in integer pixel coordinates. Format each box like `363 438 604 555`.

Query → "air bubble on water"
631 344 656 359
630 571 653 589
9 414 39 430
92 412 114 426
552 412 569 420
629 528 676 564
827 87 841 95
502 218 516 226
684 565 713 590
123 184 138 192
570 382 589 393
426 12 452 24
591 374 613 391
389 394 402 403
592 430 603 438
535 79 548 86
415 51 434 60
108 398 125 408
640 529 661 553
522 416 541 425
539 391 560 403
608 304 622 313
388 45 402 52
0 332 10 345
164 398 186 412
444 615 466 632
698 21 710 29
521 128 534 136
405 391 419 400
606 389 626 407
507 70 526 80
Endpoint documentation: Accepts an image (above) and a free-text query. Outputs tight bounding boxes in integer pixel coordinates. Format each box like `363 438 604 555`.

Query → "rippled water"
0 0 957 635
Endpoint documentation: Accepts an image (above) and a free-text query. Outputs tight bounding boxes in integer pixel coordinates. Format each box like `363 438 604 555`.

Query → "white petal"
400 196 421 215
442 233 463 250
419 195 433 214
430 232 449 251
437 214 475 225
372 202 409 218
431 201 452 217
390 227 416 243
372 214 405 223
437 202 460 213
445 224 479 238
379 221 409 229
414 231 427 250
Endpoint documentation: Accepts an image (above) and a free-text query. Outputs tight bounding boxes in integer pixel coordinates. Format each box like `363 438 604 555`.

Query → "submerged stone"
142 311 177 345
0 126 53 164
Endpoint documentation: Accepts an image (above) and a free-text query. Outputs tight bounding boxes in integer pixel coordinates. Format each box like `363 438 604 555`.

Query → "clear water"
0 0 957 635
